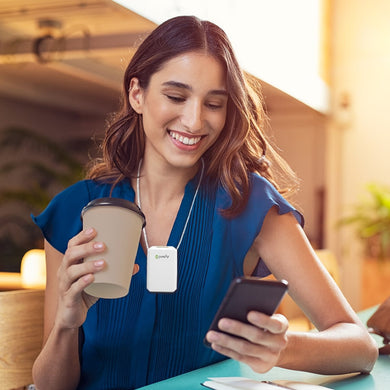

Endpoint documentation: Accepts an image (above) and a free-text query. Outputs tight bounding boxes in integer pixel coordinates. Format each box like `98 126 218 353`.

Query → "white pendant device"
136 159 204 293
147 246 177 292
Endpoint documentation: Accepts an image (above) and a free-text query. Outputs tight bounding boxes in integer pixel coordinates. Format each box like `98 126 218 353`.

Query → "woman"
32 15 378 390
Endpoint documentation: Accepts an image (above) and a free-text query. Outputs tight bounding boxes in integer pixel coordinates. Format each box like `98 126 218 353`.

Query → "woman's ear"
129 78 144 114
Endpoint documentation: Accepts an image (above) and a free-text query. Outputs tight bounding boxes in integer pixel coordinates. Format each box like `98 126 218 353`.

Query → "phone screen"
204 277 288 346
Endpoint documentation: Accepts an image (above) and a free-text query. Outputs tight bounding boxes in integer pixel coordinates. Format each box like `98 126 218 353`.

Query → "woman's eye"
206 102 223 110
166 95 185 103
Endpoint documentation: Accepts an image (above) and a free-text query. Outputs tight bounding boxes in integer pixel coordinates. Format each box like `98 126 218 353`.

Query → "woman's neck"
134 157 200 211
133 156 203 248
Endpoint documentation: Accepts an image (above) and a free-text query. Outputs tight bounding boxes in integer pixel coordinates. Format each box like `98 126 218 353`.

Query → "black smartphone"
204 277 288 347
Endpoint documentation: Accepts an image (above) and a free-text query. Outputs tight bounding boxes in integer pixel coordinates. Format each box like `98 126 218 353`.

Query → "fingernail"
93 242 104 250
94 260 104 268
85 228 94 235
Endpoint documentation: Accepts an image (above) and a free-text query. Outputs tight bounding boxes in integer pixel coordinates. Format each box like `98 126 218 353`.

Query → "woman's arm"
258 207 378 374
32 229 105 390
207 206 378 375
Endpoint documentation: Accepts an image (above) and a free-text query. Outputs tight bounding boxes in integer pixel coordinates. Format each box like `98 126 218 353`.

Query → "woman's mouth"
168 130 202 146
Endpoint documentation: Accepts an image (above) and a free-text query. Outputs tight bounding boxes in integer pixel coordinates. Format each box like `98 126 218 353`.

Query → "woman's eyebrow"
162 80 191 90
162 80 228 96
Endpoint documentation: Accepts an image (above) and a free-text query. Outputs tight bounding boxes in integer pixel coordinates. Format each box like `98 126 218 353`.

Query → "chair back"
0 289 44 389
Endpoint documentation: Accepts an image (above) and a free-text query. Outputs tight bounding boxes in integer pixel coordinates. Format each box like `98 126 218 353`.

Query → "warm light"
20 249 46 289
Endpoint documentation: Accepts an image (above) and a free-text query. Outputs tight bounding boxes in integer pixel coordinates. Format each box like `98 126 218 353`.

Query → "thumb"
132 263 140 275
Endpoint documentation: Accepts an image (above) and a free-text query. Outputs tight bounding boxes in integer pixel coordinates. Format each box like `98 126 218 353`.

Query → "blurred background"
0 0 389 313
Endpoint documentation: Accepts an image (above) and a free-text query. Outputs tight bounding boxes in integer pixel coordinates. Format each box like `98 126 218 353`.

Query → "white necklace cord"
136 158 204 250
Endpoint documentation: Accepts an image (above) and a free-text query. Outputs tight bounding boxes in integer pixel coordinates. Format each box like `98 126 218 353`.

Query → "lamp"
20 249 46 289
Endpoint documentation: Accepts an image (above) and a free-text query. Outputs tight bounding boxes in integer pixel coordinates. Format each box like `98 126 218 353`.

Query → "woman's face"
129 51 228 170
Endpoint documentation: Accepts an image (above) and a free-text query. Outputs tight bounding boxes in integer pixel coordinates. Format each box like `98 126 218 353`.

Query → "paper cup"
81 197 145 299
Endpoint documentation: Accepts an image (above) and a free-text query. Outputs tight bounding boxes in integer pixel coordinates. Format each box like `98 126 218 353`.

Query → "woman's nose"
181 100 203 132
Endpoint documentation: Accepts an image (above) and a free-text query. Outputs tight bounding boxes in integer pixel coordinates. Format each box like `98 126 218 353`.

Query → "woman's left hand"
205 312 289 373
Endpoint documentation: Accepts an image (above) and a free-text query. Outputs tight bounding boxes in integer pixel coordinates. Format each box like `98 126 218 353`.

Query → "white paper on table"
201 377 330 390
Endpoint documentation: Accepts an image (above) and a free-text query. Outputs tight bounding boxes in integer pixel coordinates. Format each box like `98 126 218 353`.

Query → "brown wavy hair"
87 15 299 217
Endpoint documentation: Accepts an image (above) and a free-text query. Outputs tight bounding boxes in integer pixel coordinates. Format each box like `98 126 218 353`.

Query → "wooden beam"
0 31 146 64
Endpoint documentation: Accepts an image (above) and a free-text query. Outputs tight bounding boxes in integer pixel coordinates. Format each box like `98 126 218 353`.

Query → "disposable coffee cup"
81 197 145 299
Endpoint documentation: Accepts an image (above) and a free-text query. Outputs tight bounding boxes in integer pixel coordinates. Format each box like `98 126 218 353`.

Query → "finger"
64 271 96 303
67 227 97 249
59 242 105 292
217 317 287 353
210 341 271 371
218 318 274 348
218 317 269 345
66 259 105 286
206 331 278 371
207 329 263 356
247 311 289 334
132 264 140 275
63 241 106 269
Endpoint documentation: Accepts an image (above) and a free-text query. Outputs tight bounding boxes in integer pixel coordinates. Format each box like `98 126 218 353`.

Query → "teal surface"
137 307 389 389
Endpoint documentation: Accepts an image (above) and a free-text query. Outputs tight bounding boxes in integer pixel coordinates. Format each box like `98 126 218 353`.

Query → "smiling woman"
85 16 294 217
128 52 228 167
31 15 377 390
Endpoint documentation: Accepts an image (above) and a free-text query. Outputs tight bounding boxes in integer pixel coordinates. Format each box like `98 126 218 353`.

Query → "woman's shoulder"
51 178 131 203
249 173 284 201
215 172 303 226
32 179 132 253
52 179 92 199
41 178 134 222
215 173 281 208
31 180 94 253
248 173 304 226
56 178 110 196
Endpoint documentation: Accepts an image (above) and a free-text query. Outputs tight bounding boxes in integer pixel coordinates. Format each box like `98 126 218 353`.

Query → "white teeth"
169 131 201 145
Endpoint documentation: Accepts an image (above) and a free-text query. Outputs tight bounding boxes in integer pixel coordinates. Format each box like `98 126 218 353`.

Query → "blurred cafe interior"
0 0 390 387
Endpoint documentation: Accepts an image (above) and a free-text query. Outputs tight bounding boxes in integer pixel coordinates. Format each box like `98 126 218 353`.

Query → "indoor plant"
338 183 390 260
0 126 87 271
338 183 390 308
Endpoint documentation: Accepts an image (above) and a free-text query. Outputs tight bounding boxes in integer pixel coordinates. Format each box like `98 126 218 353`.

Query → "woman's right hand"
55 227 105 330
54 227 140 330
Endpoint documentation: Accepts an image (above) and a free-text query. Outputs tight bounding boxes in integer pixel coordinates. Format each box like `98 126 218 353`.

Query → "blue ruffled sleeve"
32 181 93 254
229 173 304 277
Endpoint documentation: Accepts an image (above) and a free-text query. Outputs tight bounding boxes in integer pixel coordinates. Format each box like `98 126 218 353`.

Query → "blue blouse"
33 172 303 390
